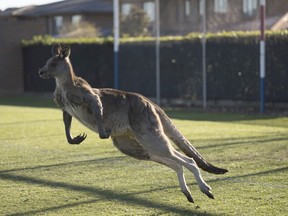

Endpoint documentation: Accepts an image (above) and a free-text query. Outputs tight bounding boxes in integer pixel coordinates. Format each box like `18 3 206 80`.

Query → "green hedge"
22 31 288 103
22 30 288 46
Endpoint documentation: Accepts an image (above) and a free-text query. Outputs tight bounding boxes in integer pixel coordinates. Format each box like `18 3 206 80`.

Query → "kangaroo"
39 44 228 203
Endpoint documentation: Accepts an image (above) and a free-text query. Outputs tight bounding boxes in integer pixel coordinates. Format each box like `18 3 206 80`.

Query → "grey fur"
38 44 228 203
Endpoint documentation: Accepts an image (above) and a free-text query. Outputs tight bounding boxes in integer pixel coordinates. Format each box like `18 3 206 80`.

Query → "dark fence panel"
22 38 288 103
266 39 288 102
23 43 114 92
23 45 54 92
119 43 156 96
206 41 259 101
119 41 203 98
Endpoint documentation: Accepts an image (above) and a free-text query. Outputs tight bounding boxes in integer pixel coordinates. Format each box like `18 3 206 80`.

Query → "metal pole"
113 0 119 89
201 0 207 109
155 0 160 105
260 0 266 113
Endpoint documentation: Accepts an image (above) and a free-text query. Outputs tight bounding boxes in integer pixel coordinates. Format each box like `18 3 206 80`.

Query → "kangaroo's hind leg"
172 150 214 199
131 129 214 199
151 155 194 203
129 100 213 200
135 130 214 200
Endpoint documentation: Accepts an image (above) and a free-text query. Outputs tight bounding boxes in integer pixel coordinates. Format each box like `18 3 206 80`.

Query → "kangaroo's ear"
52 44 62 56
60 46 71 59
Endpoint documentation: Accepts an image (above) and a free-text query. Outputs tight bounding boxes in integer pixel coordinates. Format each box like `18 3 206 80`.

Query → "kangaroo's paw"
68 133 87 145
99 128 111 139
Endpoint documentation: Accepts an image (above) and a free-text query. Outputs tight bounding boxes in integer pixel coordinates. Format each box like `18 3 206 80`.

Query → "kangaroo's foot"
200 183 214 199
99 128 111 139
205 190 214 199
184 192 194 203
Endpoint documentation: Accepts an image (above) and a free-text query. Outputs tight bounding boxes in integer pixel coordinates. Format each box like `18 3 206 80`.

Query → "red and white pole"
260 0 266 113
113 0 119 89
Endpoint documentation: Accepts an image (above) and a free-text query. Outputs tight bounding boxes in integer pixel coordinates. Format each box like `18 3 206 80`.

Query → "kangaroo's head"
39 44 72 79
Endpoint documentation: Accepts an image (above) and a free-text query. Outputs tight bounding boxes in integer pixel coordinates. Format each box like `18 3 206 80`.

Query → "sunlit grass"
0 97 287 215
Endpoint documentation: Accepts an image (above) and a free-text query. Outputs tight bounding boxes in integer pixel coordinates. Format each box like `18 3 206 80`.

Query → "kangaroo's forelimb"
84 93 111 139
63 111 87 144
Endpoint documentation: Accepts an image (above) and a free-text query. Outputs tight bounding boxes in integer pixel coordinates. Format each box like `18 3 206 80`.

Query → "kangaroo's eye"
51 62 57 67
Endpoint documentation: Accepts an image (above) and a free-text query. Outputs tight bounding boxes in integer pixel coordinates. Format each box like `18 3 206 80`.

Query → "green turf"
0 96 287 215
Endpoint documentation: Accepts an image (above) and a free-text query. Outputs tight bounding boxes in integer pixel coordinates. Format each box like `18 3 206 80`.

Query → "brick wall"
0 18 47 95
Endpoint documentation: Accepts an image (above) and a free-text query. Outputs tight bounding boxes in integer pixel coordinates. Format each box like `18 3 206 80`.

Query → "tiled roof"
0 0 113 17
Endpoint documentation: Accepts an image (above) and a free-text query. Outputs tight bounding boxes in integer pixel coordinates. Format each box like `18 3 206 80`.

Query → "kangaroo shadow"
194 133 288 150
3 164 287 215
166 110 281 122
1 172 219 216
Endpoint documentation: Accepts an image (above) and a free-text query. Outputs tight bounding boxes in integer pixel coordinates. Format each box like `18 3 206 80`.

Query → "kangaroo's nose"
39 69 48 78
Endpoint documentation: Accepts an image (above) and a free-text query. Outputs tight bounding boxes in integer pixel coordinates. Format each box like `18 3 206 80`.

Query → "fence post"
201 0 207 109
155 0 161 105
260 0 266 113
113 0 119 89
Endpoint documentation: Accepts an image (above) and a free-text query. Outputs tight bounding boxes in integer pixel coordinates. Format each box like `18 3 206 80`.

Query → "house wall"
267 1 288 16
45 13 113 36
159 0 247 34
160 0 201 35
206 0 244 32
85 13 113 36
0 18 47 94
156 0 288 33
119 0 288 35
206 0 288 32
120 0 202 35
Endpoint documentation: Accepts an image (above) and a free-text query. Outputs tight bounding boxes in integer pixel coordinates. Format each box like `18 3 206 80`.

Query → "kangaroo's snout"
39 68 51 79
39 69 44 76
38 69 45 78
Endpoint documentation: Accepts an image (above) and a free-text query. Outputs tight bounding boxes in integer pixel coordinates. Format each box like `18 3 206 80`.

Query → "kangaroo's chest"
54 88 132 136
55 90 97 131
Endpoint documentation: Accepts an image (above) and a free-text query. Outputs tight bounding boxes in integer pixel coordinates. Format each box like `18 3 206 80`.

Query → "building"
1 0 288 94
0 0 113 94
121 0 288 35
0 0 113 37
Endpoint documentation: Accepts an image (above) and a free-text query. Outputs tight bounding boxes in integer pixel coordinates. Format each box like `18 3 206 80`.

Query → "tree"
120 5 151 37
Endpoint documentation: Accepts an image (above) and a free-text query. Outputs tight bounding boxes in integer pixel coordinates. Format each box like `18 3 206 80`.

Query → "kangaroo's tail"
155 106 228 174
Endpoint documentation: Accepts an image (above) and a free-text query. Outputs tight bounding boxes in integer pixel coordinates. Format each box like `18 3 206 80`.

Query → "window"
199 0 204 16
185 0 191 17
122 3 132 16
143 2 155 21
243 0 257 16
71 15 82 25
53 16 63 35
214 0 227 14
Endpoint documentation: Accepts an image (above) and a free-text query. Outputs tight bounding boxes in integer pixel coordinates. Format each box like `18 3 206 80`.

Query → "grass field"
0 96 287 216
